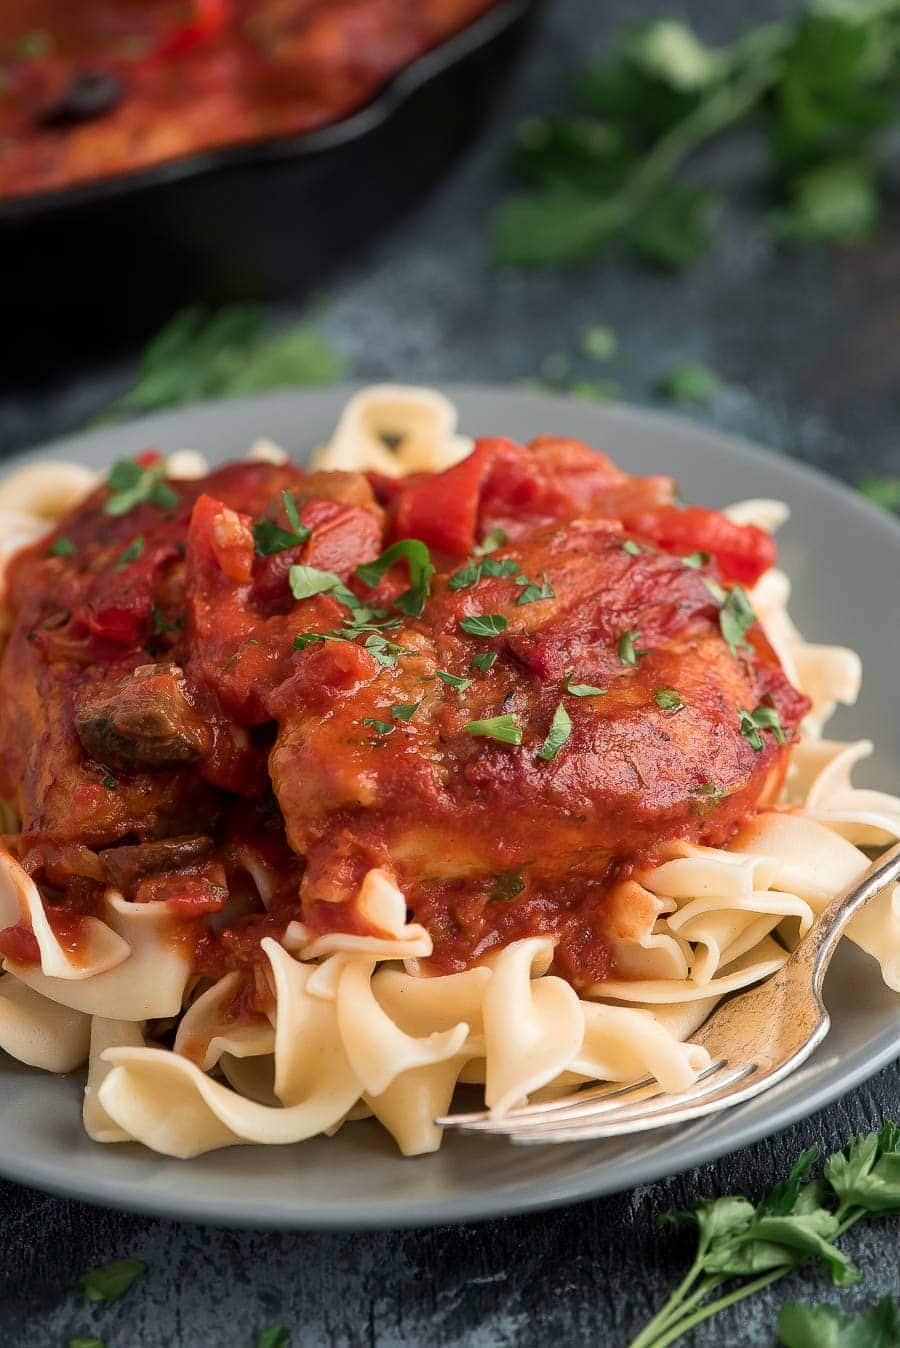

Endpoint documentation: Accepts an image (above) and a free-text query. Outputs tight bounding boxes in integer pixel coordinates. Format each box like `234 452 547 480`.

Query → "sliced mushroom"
74 664 213 771
98 835 215 892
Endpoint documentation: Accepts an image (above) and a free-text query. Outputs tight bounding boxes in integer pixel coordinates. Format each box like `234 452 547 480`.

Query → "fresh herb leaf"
464 714 522 745
289 565 350 603
481 556 520 579
682 550 710 568
774 157 878 246
538 702 572 760
101 775 117 790
391 701 421 723
654 686 685 711
628 181 721 269
581 324 618 360
622 539 644 556
489 869 526 902
476 527 508 555
691 781 724 814
76 1257 146 1304
516 575 556 606
617 629 646 665
636 1121 900 1348
105 459 178 517
356 540 434 617
740 702 787 750
778 1296 900 1348
151 608 176 634
99 307 345 423
69 1339 105 1348
565 677 606 697
48 535 76 557
656 361 720 405
858 474 900 512
114 535 144 570
363 718 394 736
472 651 498 673
704 576 728 604
254 493 311 556
460 614 509 637
437 670 472 692
570 378 621 403
256 1328 291 1348
719 583 757 656
448 561 483 591
364 633 406 668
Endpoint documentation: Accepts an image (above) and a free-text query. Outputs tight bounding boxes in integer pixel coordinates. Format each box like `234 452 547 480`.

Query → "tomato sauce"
0 433 810 1012
0 0 502 200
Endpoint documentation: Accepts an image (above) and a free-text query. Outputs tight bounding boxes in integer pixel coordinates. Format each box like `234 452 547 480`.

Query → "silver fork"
437 840 900 1145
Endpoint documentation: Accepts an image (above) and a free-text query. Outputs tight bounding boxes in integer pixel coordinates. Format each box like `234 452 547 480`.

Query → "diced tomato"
135 449 165 468
88 604 143 647
192 495 254 584
0 922 39 965
392 439 516 558
623 505 777 586
155 0 234 57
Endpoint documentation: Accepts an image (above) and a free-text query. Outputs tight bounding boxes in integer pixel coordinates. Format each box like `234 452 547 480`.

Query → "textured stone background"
0 1 898 1344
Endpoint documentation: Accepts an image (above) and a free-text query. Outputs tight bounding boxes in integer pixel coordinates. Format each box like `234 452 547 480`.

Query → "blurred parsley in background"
492 0 900 268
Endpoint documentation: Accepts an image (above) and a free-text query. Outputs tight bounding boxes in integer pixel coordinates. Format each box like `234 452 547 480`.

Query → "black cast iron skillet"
1 0 541 383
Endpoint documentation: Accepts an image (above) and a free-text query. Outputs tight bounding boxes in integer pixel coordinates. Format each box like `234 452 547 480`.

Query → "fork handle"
804 840 900 994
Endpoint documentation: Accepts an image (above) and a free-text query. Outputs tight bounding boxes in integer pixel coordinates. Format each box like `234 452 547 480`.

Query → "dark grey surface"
0 0 898 1344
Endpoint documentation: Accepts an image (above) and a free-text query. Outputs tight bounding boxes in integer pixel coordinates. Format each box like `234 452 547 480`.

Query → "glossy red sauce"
0 432 809 1010
0 0 502 200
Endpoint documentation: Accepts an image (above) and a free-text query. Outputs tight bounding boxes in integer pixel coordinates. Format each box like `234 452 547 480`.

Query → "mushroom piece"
74 664 213 772
98 835 215 892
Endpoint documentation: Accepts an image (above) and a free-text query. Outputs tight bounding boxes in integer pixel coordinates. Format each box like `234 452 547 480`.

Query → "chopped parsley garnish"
363 717 394 736
489 869 526 902
471 650 498 673
740 702 786 750
256 1327 290 1348
364 633 406 667
682 550 710 569
151 608 176 634
69 1337 105 1348
691 781 724 815
101 775 117 790
288 565 355 606
621 539 644 556
565 677 606 697
356 539 435 617
114 535 144 570
104 459 178 517
464 714 522 745
617 629 647 666
391 700 421 722
858 474 900 513
704 576 728 604
657 362 720 406
448 555 519 590
516 574 555 606
460 614 508 637
654 686 685 711
253 491 311 555
538 702 572 760
76 1257 146 1304
437 670 472 691
48 535 75 558
719 583 756 657
581 324 618 361
475 527 508 555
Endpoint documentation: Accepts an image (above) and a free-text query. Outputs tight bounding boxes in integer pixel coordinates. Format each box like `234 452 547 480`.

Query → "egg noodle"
0 387 896 1158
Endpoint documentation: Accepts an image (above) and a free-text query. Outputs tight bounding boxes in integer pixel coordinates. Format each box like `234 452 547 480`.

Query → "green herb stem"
647 1268 789 1348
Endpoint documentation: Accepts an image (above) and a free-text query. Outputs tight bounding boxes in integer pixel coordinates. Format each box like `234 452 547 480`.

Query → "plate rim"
1 384 898 1229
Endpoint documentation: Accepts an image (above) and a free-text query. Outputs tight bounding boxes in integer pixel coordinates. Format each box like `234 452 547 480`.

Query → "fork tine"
442 1061 730 1134
510 1064 758 1144
435 1074 659 1128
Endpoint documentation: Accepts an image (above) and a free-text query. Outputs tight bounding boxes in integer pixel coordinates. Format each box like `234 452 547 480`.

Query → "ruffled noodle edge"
0 387 895 1158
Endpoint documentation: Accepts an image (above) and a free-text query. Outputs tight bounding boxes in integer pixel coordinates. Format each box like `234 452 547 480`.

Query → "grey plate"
2 386 898 1230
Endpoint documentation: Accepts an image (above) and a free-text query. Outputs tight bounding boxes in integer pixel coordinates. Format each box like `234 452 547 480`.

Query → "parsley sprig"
630 1121 900 1347
492 4 900 271
254 492 311 556
104 459 178 517
356 540 435 617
